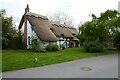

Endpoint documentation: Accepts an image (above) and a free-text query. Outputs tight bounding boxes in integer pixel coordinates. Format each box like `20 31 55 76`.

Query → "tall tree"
78 9 120 52
1 9 23 49
113 32 120 50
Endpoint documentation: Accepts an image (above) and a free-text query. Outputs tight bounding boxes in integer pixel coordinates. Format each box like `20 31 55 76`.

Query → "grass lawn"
2 48 118 72
0 50 2 72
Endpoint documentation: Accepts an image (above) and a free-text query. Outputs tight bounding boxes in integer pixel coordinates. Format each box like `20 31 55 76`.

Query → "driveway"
2 54 118 78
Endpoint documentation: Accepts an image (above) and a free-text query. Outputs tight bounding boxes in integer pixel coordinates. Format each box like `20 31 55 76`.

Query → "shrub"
46 44 59 51
31 39 45 52
31 39 38 51
16 31 23 49
113 32 120 50
83 41 104 53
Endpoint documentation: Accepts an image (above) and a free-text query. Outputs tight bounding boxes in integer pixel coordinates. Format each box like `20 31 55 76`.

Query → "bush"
83 41 104 53
46 44 59 51
31 39 45 52
16 31 23 49
31 39 39 51
113 32 120 50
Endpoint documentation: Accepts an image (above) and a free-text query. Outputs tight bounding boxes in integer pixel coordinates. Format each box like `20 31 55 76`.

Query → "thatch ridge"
52 23 77 38
26 12 48 20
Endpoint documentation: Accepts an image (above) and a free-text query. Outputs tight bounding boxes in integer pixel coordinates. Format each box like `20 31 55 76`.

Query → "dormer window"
50 28 53 32
61 34 64 37
72 33 75 36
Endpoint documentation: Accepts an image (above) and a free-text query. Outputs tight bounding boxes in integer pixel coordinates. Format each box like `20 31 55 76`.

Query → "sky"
0 0 119 29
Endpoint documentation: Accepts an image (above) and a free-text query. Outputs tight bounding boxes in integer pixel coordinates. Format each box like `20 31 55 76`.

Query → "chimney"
24 4 29 49
25 4 30 14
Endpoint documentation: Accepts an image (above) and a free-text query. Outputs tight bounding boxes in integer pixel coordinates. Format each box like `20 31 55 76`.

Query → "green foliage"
75 34 83 46
113 32 120 50
78 9 120 52
16 31 23 49
2 16 14 48
31 39 39 51
99 10 119 21
1 9 23 49
31 38 45 52
46 44 59 51
0 9 6 17
83 41 104 53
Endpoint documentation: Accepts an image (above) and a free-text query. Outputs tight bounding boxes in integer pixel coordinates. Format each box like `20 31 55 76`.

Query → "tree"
0 9 6 17
78 9 120 52
46 11 74 27
1 9 23 49
113 32 120 50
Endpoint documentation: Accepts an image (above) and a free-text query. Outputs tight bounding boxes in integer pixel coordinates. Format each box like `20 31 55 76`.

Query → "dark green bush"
31 39 45 52
83 41 104 53
113 32 120 50
46 44 59 51
31 39 39 51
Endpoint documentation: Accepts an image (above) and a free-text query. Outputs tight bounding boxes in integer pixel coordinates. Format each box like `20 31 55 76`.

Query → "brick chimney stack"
25 4 30 14
24 4 29 49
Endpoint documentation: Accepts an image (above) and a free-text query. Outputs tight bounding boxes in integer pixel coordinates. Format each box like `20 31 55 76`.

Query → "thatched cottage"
18 5 78 49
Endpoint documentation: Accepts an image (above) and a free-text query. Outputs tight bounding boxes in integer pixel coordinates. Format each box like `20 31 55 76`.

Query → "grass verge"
2 48 118 72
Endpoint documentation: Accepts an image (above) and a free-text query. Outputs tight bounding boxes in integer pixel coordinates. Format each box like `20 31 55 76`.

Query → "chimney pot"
25 4 29 14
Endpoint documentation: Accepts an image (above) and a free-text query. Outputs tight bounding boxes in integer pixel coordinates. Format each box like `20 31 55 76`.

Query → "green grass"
2 48 118 72
0 50 2 72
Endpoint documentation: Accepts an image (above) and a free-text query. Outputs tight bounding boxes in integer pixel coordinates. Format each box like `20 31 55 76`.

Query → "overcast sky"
0 0 119 29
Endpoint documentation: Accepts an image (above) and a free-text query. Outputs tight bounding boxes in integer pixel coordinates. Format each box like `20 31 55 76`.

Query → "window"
28 36 30 45
50 28 53 32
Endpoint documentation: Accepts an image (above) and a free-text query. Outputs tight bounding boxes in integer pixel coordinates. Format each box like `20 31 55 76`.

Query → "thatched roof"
68 27 79 35
25 12 58 42
52 23 78 38
18 12 78 42
18 14 25 29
